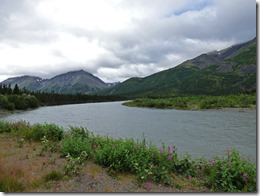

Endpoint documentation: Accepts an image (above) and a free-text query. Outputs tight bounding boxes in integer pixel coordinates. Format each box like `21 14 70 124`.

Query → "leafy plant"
60 135 91 158
24 123 64 142
63 151 88 176
203 149 256 192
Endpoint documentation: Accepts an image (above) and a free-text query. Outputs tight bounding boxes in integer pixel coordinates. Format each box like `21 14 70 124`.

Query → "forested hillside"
102 38 256 98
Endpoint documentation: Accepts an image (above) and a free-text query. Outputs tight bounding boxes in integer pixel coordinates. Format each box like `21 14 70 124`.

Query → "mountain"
102 37 256 97
1 76 46 92
1 70 108 94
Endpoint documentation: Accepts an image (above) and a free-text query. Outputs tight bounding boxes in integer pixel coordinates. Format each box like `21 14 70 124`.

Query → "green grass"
44 170 63 182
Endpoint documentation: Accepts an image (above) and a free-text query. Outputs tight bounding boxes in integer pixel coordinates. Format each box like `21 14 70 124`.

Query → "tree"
13 84 20 95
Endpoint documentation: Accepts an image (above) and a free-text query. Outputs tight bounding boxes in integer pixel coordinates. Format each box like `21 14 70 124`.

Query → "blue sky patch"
170 0 213 16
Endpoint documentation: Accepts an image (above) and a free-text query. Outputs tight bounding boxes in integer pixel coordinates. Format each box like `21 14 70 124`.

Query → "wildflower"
226 148 230 155
167 147 171 154
188 175 192 180
243 173 248 180
168 155 173 160
159 148 163 154
172 146 177 153
145 181 151 191
210 159 214 166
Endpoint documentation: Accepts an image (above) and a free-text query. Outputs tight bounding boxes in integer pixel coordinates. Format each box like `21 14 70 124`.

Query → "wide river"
2 101 256 162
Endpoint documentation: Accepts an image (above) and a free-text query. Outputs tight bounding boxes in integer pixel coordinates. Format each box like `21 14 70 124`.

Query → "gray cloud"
0 0 256 83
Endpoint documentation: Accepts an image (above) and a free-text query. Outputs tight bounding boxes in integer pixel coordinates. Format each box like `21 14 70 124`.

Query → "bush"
0 95 14 111
63 151 88 176
60 135 91 158
7 94 39 110
203 149 256 192
69 126 90 140
23 123 64 141
0 121 12 133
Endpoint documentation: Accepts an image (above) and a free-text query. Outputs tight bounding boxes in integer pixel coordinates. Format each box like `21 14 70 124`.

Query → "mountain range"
101 37 256 97
1 37 256 96
1 70 110 94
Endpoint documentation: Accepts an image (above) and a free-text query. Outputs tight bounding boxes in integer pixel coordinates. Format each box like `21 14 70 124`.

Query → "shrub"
0 95 14 111
24 123 64 141
63 151 88 176
0 121 11 133
60 135 91 158
202 149 256 192
7 94 39 110
69 126 90 140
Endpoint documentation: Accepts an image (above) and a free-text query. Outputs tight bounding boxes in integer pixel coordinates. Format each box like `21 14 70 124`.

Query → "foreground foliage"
0 120 256 192
123 94 256 110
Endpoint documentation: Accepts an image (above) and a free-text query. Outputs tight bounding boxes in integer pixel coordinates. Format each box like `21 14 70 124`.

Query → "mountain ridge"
1 37 256 96
1 70 109 94
101 37 256 97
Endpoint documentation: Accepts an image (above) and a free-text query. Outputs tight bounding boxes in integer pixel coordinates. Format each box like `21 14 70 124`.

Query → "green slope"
101 38 256 97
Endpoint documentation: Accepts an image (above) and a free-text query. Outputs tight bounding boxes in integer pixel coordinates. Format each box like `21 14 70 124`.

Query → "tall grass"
0 160 25 192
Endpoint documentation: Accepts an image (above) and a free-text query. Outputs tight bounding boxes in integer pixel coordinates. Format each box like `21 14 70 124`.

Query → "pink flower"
210 159 214 166
159 148 163 153
172 147 177 152
243 173 248 180
145 181 151 191
168 155 173 160
188 175 192 180
167 147 171 154
226 148 230 155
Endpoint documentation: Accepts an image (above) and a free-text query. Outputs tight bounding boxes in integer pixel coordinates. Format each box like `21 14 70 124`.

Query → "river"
1 101 256 162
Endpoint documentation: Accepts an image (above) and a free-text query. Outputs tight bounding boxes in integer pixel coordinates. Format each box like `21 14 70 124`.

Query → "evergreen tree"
13 84 20 95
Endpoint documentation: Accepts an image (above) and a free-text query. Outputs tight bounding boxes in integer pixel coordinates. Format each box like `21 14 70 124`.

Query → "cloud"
0 0 256 83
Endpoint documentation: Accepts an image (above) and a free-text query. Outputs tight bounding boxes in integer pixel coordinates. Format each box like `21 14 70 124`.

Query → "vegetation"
123 94 256 110
0 160 26 192
32 91 125 106
0 120 256 192
101 38 256 98
0 83 126 111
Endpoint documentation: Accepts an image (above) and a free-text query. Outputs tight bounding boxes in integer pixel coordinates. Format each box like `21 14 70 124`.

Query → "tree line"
0 83 126 111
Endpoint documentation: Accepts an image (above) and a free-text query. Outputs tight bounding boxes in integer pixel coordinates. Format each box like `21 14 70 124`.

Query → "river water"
2 101 256 162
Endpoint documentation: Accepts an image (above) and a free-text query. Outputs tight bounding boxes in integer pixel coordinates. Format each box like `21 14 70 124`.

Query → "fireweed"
0 120 256 192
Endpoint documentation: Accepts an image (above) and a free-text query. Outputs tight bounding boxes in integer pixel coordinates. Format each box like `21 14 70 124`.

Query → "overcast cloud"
0 0 256 83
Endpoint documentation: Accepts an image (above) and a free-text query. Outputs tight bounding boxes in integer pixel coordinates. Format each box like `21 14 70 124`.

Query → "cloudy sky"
0 0 256 83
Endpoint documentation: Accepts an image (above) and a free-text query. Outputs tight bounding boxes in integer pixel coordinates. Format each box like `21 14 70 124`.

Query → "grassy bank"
123 94 256 110
0 120 256 192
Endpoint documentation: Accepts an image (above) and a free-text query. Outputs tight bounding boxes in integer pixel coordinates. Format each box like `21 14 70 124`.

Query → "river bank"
0 121 256 192
0 124 207 192
0 109 13 118
123 94 256 111
1 133 199 192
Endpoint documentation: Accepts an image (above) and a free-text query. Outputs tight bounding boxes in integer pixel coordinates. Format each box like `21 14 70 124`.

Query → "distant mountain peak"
1 70 109 94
